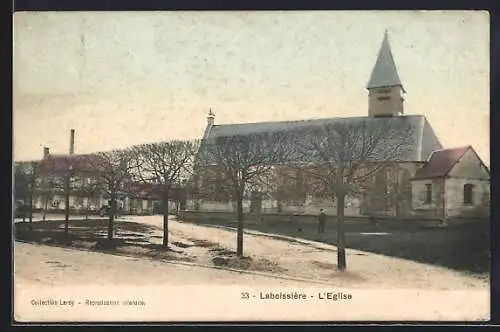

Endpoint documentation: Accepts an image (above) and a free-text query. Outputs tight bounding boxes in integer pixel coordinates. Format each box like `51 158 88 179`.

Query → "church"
188 32 490 221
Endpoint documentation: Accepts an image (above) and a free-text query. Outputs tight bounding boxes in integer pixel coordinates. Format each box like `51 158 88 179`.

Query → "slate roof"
412 146 471 180
199 115 442 165
367 31 405 92
37 154 104 173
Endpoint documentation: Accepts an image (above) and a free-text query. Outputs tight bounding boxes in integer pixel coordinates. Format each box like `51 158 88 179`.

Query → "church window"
377 96 391 101
424 184 432 204
378 88 391 93
463 184 474 205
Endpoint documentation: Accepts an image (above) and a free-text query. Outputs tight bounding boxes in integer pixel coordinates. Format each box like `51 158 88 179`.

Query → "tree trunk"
22 194 28 222
28 192 34 231
85 201 90 220
107 199 115 240
28 171 36 231
236 195 244 257
64 174 70 234
42 195 49 222
162 190 170 247
336 193 347 271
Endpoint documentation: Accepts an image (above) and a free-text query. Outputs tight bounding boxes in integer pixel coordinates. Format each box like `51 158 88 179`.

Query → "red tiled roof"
412 146 471 180
38 154 104 173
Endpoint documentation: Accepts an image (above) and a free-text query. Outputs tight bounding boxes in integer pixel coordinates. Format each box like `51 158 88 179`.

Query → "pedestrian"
318 209 326 234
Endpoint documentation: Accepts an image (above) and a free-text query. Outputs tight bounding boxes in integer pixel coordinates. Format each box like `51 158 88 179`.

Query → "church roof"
367 31 405 92
199 115 442 165
412 146 472 180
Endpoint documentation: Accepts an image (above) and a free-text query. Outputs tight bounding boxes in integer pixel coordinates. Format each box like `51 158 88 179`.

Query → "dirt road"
126 215 489 290
14 219 490 322
14 241 310 287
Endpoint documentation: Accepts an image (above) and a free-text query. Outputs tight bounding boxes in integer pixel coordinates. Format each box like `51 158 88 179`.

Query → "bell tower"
367 31 406 117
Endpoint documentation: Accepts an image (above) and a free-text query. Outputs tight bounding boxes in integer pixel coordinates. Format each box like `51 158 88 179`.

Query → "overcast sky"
13 11 489 165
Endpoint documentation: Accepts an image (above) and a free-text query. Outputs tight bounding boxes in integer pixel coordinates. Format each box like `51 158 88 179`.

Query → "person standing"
318 209 327 234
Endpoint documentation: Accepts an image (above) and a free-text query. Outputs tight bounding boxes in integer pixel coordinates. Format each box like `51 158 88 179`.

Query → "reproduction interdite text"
30 298 146 307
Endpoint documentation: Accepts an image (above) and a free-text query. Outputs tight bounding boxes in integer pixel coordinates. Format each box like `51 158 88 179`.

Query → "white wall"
193 196 361 216
411 178 445 217
448 149 489 180
444 178 490 217
197 200 252 213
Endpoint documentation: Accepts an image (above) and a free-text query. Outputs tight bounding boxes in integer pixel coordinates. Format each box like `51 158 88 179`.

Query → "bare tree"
40 175 58 222
14 162 31 222
371 166 412 218
81 178 101 221
62 163 77 233
270 166 308 212
201 130 294 256
291 118 415 270
37 159 77 233
14 161 39 227
27 161 38 230
91 149 135 240
130 140 199 247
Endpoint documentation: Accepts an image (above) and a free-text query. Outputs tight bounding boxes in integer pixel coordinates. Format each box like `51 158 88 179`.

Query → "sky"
13 11 490 165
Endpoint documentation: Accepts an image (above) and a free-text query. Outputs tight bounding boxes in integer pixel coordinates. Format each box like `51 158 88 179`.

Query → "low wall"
16 209 158 217
177 210 463 230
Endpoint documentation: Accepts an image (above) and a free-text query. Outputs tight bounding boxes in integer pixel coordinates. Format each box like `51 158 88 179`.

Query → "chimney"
43 147 50 158
69 129 75 155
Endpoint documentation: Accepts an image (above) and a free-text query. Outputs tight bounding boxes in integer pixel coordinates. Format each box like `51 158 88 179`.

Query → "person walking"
318 209 327 234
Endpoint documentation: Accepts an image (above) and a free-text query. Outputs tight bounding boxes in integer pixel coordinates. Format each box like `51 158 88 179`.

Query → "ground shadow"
15 219 191 262
181 217 490 274
210 251 287 274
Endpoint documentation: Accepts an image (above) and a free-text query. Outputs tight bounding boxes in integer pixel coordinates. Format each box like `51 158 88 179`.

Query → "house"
411 146 490 221
34 147 107 213
125 182 161 215
188 31 490 220
14 143 189 216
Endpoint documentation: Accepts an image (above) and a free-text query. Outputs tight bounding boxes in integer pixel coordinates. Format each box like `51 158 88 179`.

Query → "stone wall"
444 178 490 218
411 178 445 218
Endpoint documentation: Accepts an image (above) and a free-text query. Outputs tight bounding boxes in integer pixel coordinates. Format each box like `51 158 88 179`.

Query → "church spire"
203 108 215 139
367 31 406 117
367 30 405 93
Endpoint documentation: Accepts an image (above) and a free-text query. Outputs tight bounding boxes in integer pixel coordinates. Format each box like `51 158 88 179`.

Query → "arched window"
463 184 474 205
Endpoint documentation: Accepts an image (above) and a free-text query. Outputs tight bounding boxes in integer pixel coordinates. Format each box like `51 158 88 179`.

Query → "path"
14 241 310 287
128 215 489 290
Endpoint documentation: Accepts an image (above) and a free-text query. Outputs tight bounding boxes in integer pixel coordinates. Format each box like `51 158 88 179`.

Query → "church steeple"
203 108 215 139
367 30 406 117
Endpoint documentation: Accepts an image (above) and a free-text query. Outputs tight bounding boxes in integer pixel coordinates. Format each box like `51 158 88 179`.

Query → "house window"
377 96 391 101
463 184 474 205
424 184 432 204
